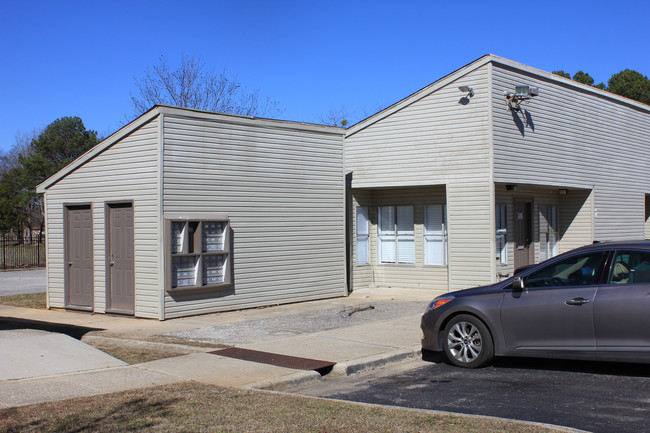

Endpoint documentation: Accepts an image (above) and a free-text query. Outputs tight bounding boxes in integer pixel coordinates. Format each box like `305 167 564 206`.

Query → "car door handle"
565 298 590 306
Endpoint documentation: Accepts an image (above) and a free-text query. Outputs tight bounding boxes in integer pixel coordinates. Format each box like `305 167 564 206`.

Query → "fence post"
2 235 5 270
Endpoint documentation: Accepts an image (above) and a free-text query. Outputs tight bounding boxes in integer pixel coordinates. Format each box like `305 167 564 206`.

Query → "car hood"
442 281 506 298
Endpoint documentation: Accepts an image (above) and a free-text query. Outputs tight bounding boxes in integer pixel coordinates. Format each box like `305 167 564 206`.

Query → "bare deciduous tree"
130 54 283 118
317 105 352 127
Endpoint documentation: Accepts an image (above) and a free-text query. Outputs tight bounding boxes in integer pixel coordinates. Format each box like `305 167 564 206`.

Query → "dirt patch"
0 382 564 433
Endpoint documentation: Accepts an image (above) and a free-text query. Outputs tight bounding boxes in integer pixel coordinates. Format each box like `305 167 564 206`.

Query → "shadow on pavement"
490 356 650 378
0 317 104 340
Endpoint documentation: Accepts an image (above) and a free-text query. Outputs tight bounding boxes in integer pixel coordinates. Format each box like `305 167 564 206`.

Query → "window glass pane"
171 222 185 254
378 207 395 235
524 252 605 288
610 251 650 284
203 255 225 285
425 237 444 265
398 236 415 263
379 237 396 263
424 205 443 235
357 237 369 264
356 207 369 235
172 256 198 287
396 206 414 234
495 203 507 264
203 222 225 252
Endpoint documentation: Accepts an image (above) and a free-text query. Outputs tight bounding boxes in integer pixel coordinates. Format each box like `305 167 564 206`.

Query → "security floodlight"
505 85 540 111
458 86 475 97
515 85 539 99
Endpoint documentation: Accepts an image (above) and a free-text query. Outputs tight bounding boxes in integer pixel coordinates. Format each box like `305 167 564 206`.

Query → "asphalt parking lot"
291 356 650 433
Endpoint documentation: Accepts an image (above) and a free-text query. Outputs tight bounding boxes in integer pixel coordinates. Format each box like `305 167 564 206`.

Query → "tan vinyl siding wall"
352 186 448 290
491 64 650 241
43 118 161 318
346 66 494 290
162 113 346 318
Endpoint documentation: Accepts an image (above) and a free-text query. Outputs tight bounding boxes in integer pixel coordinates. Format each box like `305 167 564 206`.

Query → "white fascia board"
36 107 161 193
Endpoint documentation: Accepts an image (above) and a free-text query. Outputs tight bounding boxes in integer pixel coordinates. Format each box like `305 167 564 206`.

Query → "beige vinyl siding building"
38 55 650 319
38 106 346 319
346 55 650 292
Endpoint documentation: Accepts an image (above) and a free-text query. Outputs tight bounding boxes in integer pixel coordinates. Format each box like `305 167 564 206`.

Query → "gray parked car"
421 241 650 368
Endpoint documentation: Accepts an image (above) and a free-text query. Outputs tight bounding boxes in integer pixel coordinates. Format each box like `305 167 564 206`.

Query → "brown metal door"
65 205 93 309
108 203 135 314
514 199 533 269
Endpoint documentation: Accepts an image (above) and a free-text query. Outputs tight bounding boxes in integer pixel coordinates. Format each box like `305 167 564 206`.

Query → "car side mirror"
512 277 525 291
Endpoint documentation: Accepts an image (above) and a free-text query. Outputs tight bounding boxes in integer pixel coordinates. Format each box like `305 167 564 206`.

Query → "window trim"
164 215 232 293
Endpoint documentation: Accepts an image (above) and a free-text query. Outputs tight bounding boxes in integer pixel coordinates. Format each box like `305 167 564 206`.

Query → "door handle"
565 298 590 306
109 261 115 266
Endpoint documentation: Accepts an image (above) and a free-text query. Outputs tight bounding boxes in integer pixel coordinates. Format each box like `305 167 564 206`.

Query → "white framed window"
378 206 414 264
356 206 369 264
424 204 447 265
167 218 230 292
496 203 507 264
539 205 558 261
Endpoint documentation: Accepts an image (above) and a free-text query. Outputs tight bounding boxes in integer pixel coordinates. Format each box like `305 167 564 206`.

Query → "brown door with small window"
65 205 93 309
514 199 533 269
107 203 135 314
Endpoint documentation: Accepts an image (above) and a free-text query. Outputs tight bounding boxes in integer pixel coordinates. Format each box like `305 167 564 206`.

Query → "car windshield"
524 252 605 288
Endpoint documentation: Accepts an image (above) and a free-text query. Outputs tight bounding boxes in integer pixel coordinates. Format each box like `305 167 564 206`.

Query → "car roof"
569 240 650 253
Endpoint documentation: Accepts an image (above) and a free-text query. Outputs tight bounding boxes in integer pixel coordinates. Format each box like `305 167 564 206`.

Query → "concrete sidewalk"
0 287 440 408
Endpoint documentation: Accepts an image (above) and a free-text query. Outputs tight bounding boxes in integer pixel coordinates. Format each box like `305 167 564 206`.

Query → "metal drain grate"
209 347 335 373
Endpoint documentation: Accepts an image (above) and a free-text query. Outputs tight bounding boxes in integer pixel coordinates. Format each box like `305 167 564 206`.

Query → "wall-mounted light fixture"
458 86 475 98
505 85 539 111
506 184 517 191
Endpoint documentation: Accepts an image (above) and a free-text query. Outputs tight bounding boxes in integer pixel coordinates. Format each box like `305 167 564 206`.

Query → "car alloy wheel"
443 314 493 368
448 321 482 361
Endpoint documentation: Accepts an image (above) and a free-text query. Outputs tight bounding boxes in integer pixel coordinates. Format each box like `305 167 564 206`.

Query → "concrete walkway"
0 287 440 408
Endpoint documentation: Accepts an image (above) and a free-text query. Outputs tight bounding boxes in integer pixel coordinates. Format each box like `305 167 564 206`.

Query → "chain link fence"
1 233 46 270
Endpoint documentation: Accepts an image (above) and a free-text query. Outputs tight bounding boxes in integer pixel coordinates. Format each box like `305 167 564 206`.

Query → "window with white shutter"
539 205 558 261
356 206 369 264
378 206 414 264
424 204 447 265
496 203 507 264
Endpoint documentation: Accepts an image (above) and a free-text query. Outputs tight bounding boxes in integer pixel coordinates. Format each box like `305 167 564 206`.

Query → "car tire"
442 314 494 368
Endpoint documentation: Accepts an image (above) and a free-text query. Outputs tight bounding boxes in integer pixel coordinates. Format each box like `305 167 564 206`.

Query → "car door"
500 251 607 352
595 250 650 352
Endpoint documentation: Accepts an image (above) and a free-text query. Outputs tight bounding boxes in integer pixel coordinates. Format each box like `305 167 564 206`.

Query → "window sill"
166 282 232 294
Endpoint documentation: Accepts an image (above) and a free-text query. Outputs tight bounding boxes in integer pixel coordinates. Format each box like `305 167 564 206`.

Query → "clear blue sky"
1 0 649 152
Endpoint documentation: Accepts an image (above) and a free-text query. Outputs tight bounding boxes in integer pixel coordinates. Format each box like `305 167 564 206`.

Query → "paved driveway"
292 357 650 433
0 269 46 295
